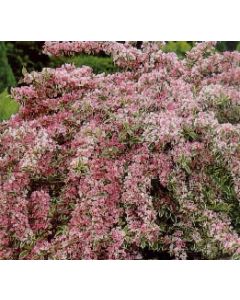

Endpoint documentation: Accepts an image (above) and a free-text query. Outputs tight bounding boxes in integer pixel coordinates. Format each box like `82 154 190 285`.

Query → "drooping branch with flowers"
0 41 239 259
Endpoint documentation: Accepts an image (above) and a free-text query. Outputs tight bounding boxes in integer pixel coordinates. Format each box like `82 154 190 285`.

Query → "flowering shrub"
0 41 240 259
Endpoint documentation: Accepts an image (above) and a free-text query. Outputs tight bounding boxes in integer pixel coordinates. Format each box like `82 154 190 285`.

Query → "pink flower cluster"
0 42 240 259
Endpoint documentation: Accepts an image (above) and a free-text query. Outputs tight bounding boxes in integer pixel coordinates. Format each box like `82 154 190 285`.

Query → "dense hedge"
0 42 239 259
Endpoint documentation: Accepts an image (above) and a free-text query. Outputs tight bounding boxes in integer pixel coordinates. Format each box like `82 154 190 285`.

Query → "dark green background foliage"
0 42 16 93
5 42 49 83
1 41 240 122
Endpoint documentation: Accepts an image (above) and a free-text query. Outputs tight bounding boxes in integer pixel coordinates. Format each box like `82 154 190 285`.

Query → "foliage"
0 89 19 121
0 42 16 93
163 41 192 57
0 42 240 260
217 41 239 52
5 42 49 83
50 54 119 74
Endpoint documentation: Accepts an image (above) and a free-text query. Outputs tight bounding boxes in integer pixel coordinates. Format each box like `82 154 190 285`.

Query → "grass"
0 89 19 121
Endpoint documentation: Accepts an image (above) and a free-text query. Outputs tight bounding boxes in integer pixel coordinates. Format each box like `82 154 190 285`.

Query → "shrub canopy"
0 42 240 259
